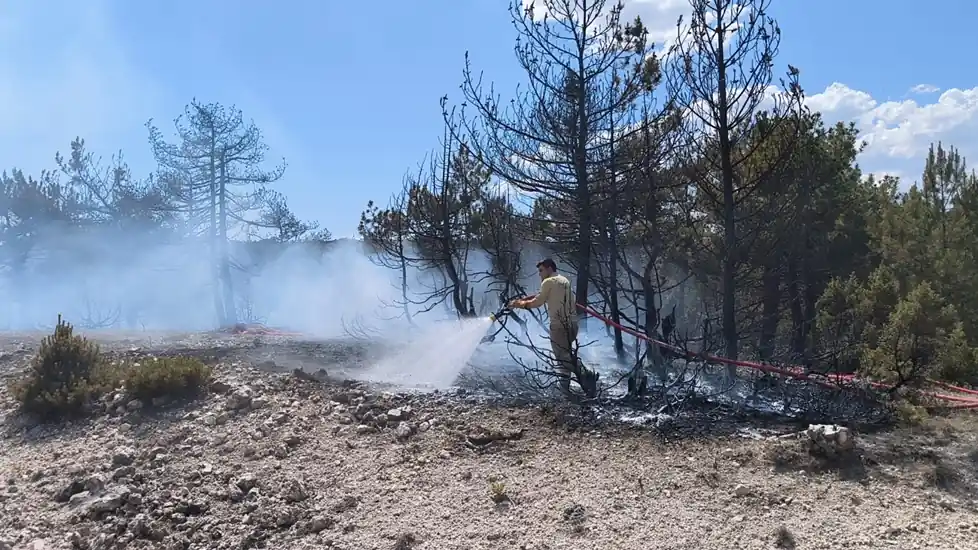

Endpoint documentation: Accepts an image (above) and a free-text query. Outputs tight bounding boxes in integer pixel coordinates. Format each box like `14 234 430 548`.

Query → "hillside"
1 333 977 550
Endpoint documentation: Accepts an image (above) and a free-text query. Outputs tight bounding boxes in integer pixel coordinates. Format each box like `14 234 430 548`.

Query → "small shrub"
562 503 587 533
488 481 509 503
123 356 212 402
393 533 418 550
8 315 116 419
892 399 929 427
774 525 796 549
929 460 961 491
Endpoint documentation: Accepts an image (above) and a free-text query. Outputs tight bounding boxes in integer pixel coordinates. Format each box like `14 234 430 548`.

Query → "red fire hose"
576 304 978 408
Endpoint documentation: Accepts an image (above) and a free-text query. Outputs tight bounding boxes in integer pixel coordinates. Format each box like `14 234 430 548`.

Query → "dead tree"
360 189 415 323
79 295 122 329
56 138 172 230
665 0 802 370
453 0 663 324
472 187 537 311
360 122 491 319
148 100 287 327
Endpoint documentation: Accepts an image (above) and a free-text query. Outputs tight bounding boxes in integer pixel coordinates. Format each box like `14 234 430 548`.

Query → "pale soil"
0 335 977 550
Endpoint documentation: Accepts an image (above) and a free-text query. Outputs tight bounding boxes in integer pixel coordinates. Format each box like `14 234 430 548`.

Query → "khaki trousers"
549 321 580 380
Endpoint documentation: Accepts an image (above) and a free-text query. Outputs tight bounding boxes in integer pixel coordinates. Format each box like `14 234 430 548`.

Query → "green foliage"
861 282 958 382
934 324 978 385
811 142 978 388
815 275 863 371
7 315 114 419
123 356 212 402
817 271 978 386
6 316 214 420
892 399 929 427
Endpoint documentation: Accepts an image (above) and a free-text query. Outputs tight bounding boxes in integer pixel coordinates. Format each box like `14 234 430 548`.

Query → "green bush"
8 315 115 419
123 356 212 402
6 316 214 419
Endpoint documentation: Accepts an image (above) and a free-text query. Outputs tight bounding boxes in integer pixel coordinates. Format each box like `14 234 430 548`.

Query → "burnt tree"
454 0 661 323
665 0 802 368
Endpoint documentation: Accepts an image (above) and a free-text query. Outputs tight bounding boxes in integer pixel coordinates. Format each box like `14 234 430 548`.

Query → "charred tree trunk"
574 48 591 327
607 118 624 359
208 133 225 326
399 252 412 323
641 261 659 347
717 28 739 374
218 156 236 325
758 260 780 360
641 261 664 381
787 256 805 358
798 252 818 364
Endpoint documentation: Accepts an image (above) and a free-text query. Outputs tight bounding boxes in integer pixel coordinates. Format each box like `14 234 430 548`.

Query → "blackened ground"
0 330 895 435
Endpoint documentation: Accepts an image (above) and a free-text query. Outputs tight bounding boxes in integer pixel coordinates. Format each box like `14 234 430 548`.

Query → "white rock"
806 424 857 453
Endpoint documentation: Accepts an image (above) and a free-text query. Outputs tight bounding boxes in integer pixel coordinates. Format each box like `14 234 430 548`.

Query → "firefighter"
508 258 588 395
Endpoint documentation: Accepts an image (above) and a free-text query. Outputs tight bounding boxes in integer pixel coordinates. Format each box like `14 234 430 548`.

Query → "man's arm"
519 279 552 309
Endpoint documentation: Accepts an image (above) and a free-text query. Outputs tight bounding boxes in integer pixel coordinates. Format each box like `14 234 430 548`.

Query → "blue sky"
1 0 976 237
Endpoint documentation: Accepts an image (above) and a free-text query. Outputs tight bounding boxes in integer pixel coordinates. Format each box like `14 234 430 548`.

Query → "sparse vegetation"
0 0 977 549
0 1 974 412
2 335 978 549
123 356 212 402
562 503 587 534
7 315 116 419
488 480 509 504
930 459 962 491
7 316 212 420
774 525 797 549
393 532 418 550
893 399 930 427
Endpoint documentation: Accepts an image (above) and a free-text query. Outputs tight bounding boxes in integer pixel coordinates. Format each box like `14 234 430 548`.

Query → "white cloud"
807 83 978 182
909 83 940 95
614 0 978 186
0 0 164 177
522 0 689 49
620 0 978 184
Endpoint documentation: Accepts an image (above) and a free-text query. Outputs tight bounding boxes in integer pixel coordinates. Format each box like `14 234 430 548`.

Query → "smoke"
0 227 707 392
0 235 476 332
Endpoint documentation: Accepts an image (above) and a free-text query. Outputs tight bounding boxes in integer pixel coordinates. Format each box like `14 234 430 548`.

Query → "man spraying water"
507 258 597 398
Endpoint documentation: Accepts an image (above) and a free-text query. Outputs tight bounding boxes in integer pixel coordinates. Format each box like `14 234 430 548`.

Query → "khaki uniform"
524 274 579 380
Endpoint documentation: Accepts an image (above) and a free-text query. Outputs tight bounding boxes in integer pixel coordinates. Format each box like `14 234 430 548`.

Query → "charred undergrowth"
0 329 895 437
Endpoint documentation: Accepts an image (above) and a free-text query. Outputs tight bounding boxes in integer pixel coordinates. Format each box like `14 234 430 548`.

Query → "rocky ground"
1 332 977 550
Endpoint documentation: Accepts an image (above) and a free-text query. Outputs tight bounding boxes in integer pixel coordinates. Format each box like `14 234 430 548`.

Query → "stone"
283 479 309 503
227 387 254 410
69 486 131 518
236 473 259 492
395 422 416 441
806 424 857 456
112 447 136 467
307 516 334 533
387 407 413 421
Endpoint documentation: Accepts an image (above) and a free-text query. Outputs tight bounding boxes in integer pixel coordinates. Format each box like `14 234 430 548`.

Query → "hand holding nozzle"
489 295 533 324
